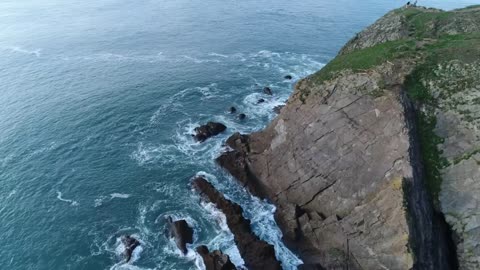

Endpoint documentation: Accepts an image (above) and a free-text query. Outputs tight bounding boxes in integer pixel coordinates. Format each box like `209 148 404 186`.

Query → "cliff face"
218 5 480 270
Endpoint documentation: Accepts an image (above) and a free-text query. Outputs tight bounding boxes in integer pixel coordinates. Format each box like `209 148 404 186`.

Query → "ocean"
0 0 476 269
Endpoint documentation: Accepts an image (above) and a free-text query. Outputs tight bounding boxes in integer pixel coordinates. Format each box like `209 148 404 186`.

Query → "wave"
130 142 180 167
56 191 79 206
2 46 42 57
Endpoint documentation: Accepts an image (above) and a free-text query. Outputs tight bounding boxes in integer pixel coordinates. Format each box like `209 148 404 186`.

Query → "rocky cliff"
218 5 480 270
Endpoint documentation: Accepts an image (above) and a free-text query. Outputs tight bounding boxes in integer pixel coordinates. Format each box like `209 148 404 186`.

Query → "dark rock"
166 217 194 254
238 113 246 120
273 105 284 114
121 235 140 262
263 87 273 95
257 99 265 104
229 107 237 114
191 177 282 270
284 75 293 80
196 245 237 270
194 122 227 142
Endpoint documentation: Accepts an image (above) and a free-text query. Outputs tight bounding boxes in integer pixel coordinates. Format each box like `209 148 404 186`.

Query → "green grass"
310 39 416 84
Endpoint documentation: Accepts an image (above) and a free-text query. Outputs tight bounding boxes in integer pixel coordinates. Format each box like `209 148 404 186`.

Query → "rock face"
167 217 194 254
428 60 480 269
194 122 227 142
191 177 282 270
219 66 422 269
218 5 480 270
196 245 237 270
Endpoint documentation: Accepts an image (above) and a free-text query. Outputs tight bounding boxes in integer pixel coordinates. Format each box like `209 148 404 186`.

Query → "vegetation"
310 39 416 84
301 6 480 202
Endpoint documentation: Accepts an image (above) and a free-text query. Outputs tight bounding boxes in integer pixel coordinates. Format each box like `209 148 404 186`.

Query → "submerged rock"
191 177 282 269
284 75 293 80
257 98 265 104
263 87 273 95
196 245 237 270
238 113 246 120
194 122 227 142
166 217 194 254
121 235 140 262
229 106 237 114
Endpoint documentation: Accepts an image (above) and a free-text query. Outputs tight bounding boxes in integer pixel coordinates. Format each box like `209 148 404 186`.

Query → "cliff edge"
218 5 480 270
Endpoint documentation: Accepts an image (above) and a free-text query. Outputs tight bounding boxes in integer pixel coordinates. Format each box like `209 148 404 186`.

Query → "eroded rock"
191 177 282 270
263 87 273 95
196 245 237 270
166 217 194 254
121 235 140 262
194 122 227 142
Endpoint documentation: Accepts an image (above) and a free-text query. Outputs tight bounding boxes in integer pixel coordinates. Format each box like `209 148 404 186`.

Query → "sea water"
0 0 476 269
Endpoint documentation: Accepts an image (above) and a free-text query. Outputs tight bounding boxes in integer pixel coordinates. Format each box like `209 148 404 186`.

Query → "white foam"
131 142 179 166
181 55 221 64
109 236 147 270
3 46 42 57
56 191 79 206
208 52 229 58
110 193 131 199
200 202 229 232
94 196 107 207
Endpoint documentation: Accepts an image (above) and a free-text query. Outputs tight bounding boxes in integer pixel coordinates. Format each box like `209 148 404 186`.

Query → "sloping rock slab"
167 217 194 254
196 245 237 270
191 177 282 270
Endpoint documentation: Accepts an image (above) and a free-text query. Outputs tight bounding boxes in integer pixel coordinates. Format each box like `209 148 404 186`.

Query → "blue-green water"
0 0 477 269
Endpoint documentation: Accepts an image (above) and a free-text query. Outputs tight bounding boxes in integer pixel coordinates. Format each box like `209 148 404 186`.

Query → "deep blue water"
0 0 477 269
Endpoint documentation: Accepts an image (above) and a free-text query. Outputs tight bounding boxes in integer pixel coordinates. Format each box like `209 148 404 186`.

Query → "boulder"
257 99 265 104
121 235 140 262
191 177 282 270
196 245 237 270
166 217 194 254
194 122 227 142
284 75 293 80
263 87 273 95
238 114 246 120
229 107 237 114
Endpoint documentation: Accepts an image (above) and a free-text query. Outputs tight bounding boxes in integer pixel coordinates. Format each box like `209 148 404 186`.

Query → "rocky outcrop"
218 5 480 270
191 177 282 270
425 60 480 269
166 217 194 255
263 87 273 95
219 64 423 269
194 122 227 142
121 235 140 262
196 245 237 270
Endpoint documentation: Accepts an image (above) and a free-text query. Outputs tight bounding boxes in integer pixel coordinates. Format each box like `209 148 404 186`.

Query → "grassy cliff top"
308 5 480 85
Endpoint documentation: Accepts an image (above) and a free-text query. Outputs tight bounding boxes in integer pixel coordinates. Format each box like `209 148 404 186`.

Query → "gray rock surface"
216 5 480 269
428 60 480 269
